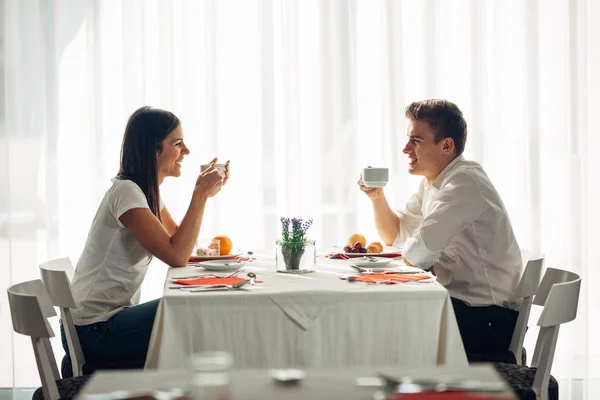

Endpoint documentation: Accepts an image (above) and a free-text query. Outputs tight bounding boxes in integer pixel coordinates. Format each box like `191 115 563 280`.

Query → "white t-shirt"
395 155 523 309
71 178 163 325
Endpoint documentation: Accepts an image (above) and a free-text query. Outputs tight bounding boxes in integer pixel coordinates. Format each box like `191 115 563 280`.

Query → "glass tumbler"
188 351 233 400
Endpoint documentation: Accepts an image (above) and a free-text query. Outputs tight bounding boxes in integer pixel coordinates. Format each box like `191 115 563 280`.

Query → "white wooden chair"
39 258 86 377
7 279 90 400
468 255 544 364
509 255 544 365
493 267 581 400
39 257 144 378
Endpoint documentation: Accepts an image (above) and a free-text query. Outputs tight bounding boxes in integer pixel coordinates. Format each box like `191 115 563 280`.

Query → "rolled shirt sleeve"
393 181 425 247
402 172 486 269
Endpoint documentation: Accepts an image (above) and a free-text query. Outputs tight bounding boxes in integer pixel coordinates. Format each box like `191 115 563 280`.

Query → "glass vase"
276 239 316 274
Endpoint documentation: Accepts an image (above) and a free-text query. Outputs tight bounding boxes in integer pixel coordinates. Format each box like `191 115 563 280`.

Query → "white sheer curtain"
1 0 599 397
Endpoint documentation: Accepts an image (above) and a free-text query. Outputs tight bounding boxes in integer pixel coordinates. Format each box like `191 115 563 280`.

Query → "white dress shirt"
395 155 523 309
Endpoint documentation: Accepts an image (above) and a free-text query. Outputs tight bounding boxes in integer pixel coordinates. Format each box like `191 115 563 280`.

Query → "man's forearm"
371 195 400 245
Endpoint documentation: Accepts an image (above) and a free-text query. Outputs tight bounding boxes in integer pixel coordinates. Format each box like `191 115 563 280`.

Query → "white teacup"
200 163 226 179
362 167 389 188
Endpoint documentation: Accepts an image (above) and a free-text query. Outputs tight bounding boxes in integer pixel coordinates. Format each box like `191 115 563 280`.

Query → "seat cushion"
468 347 527 365
32 375 91 400
492 362 559 400
61 354 145 378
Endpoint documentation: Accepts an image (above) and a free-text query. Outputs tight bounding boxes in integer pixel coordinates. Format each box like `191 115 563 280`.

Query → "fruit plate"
189 252 242 263
348 257 395 268
196 260 246 272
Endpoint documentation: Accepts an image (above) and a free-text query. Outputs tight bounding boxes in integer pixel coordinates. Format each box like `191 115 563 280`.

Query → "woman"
61 106 229 367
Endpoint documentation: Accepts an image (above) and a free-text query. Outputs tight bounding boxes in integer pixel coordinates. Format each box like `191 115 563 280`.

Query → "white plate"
338 246 403 259
348 257 395 268
197 260 246 272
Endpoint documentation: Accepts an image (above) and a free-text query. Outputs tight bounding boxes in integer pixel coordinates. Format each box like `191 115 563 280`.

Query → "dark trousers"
451 297 518 361
61 299 160 366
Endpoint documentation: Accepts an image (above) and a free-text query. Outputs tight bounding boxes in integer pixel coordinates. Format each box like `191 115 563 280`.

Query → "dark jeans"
451 297 518 359
61 299 160 366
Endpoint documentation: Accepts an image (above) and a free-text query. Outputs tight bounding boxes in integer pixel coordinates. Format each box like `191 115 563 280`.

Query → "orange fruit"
347 233 366 248
212 235 233 256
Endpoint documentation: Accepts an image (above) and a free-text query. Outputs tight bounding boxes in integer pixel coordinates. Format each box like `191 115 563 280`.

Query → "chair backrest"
39 258 78 308
7 280 61 400
530 268 581 400
40 257 86 376
509 255 544 365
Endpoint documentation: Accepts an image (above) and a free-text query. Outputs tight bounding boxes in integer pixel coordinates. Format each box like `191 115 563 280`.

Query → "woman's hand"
222 160 231 185
194 158 225 199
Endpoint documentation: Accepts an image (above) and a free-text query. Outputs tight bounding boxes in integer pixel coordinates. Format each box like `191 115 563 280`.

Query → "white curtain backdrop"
1 0 599 397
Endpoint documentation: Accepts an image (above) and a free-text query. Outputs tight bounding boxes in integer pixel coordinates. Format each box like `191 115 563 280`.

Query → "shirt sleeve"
109 180 150 228
402 172 486 269
393 180 425 247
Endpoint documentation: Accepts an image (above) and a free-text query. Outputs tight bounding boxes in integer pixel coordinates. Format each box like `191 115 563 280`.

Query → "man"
358 99 523 360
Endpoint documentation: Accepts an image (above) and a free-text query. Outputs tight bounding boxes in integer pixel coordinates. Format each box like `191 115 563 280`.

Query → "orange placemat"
387 393 512 400
354 273 431 283
172 277 263 286
172 277 246 286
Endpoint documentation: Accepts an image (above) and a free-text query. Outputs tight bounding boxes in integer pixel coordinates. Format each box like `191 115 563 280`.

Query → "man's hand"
357 167 399 245
357 176 383 200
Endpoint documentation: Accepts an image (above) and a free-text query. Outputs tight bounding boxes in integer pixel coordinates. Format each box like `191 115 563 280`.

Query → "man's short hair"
405 99 467 156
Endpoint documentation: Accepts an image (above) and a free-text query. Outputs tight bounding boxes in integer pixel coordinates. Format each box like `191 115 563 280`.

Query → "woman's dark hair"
118 106 180 220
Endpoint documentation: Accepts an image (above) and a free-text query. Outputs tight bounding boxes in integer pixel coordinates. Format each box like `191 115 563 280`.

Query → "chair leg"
32 338 60 400
43 337 60 381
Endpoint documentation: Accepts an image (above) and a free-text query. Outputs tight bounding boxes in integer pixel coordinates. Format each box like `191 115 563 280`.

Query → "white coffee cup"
362 167 389 188
200 163 226 179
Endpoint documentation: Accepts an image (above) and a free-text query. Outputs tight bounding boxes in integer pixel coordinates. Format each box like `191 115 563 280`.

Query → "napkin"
387 393 512 400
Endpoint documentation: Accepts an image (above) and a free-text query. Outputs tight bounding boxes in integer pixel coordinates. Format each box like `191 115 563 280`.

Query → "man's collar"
429 155 465 189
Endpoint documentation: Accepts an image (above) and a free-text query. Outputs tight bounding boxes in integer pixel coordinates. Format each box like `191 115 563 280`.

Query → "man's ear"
441 138 455 155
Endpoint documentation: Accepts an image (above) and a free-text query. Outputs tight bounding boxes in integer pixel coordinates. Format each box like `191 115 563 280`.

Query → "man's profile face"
402 119 447 183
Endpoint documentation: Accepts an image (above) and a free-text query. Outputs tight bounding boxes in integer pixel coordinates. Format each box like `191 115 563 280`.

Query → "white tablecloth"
77 365 515 400
145 252 468 370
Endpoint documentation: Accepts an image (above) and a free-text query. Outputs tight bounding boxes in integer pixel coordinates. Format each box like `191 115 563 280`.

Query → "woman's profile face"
156 125 190 180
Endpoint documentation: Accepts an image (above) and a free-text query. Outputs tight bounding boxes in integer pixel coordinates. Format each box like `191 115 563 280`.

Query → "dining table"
76 365 516 400
144 250 468 370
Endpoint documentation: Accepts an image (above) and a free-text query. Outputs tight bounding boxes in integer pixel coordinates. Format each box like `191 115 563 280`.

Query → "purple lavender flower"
280 216 313 243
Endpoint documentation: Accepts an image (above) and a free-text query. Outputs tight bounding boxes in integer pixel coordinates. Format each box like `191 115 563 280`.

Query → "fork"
188 279 250 292
349 265 424 274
